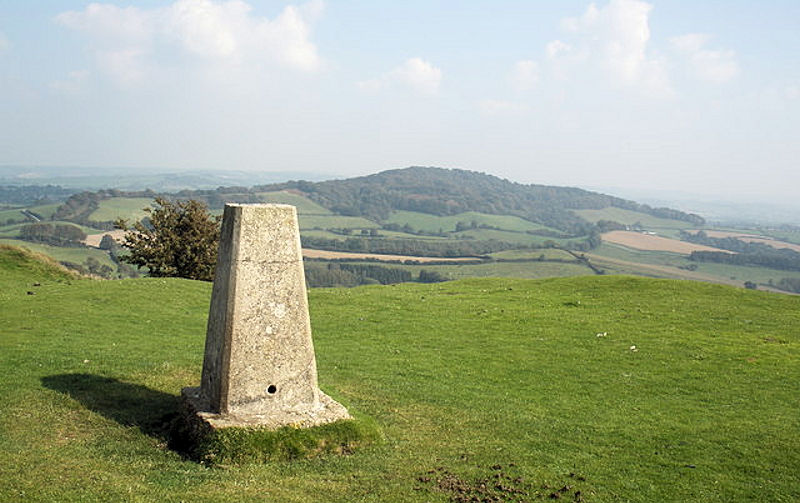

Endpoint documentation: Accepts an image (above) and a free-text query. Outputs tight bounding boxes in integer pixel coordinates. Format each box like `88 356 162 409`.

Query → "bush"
116 198 221 281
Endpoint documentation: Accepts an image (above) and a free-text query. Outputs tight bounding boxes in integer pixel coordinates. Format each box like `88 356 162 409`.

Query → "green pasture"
489 248 576 260
384 210 553 233
1 245 799 501
254 191 332 215
455 228 567 247
298 214 380 230
574 207 694 230
0 239 116 271
89 198 154 223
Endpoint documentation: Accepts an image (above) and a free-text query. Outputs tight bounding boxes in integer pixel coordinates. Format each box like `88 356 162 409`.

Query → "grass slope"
0 239 118 271
89 197 153 222
1 247 798 502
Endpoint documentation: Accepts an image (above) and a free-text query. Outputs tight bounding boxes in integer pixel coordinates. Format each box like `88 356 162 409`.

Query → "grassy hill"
1 245 798 502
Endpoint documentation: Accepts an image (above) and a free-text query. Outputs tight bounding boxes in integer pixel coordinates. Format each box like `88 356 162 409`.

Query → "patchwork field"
385 210 556 234
602 231 733 254
693 230 800 253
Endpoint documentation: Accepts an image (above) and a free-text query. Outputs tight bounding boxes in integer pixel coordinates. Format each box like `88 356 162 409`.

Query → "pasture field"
489 248 576 260
254 191 332 215
455 228 563 247
0 203 62 223
298 214 380 230
384 210 554 233
601 231 731 254
0 239 117 271
301 249 481 263
385 259 594 280
573 207 694 230
759 228 800 245
1 245 799 502
0 207 29 223
89 198 153 223
694 230 800 253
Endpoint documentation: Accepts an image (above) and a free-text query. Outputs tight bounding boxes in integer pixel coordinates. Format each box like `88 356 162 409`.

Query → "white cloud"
0 30 9 53
479 99 530 116
49 70 91 94
511 60 539 91
545 40 570 60
358 57 442 95
56 0 324 85
547 0 671 95
670 33 739 83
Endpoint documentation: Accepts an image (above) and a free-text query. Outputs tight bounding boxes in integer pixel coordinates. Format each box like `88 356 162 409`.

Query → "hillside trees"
116 198 221 281
19 222 86 246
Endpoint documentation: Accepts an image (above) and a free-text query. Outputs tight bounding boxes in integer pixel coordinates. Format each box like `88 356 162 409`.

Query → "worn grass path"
1 245 798 502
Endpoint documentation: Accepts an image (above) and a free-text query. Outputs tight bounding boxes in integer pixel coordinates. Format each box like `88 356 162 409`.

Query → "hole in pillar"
267 384 277 395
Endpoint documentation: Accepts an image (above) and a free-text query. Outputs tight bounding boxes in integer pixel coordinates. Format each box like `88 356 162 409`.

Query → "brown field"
691 230 800 253
83 230 127 248
301 248 482 263
601 231 733 255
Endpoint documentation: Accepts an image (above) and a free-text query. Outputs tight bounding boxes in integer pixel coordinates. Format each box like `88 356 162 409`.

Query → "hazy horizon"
1 1 798 204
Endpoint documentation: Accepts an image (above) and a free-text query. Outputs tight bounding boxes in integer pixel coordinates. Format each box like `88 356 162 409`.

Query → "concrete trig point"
182 203 350 429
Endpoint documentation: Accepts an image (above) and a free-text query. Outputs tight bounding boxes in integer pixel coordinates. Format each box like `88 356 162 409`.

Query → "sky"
0 1 798 204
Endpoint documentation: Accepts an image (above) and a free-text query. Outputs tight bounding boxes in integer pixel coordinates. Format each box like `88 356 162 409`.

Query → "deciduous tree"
116 198 221 281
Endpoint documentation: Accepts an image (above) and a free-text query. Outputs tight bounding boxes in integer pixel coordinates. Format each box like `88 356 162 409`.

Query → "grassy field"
490 249 577 260
2 245 798 502
89 198 153 222
353 259 595 280
385 210 555 234
254 191 332 215
298 215 380 230
591 243 800 288
574 208 694 231
455 228 564 247
0 239 117 271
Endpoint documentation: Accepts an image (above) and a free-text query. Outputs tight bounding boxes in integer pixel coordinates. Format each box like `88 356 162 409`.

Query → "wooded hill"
251 167 705 235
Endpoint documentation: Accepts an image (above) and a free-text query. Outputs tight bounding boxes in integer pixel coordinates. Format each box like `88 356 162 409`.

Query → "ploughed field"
1 245 798 502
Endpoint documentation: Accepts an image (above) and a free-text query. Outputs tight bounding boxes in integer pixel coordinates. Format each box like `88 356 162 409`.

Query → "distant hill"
258 167 705 234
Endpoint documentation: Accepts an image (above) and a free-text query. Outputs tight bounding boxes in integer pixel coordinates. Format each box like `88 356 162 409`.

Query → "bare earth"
301 248 481 263
601 231 733 255
691 230 800 253
83 230 127 248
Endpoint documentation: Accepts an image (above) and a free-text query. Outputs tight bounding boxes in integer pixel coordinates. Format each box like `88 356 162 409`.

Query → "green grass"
0 239 117 270
490 249 576 260
455 228 564 246
385 210 554 233
1 246 799 501
0 206 28 223
89 197 153 222
298 215 380 230
574 207 694 230
254 191 333 215
591 243 800 287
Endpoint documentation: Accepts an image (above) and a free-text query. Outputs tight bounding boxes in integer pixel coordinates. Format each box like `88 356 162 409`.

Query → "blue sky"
0 1 798 203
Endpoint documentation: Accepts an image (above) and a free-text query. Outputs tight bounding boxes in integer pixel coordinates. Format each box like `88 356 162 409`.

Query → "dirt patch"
83 229 126 248
301 248 481 263
602 231 732 255
416 463 588 502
